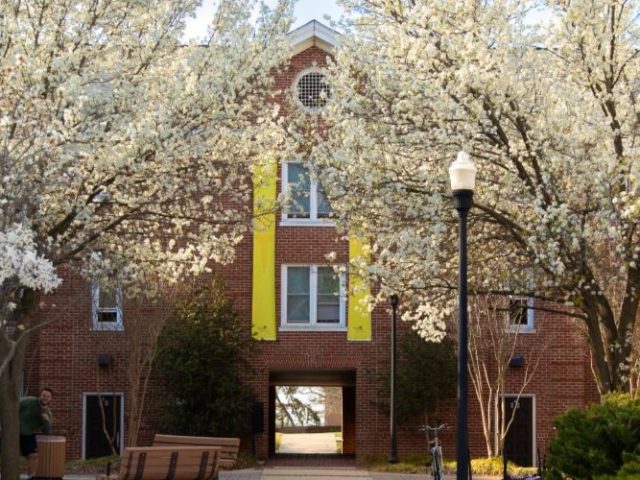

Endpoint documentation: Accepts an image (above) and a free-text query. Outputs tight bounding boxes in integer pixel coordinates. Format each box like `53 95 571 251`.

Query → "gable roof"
289 20 338 56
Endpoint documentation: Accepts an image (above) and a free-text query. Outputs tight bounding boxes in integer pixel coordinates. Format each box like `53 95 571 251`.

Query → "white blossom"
0 225 60 293
313 0 640 393
0 0 294 294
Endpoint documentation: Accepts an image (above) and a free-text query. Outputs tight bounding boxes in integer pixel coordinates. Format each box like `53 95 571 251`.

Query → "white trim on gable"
289 20 338 56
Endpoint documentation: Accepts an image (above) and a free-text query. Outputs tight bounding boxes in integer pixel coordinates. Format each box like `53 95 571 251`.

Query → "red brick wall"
24 43 600 465
25 267 173 458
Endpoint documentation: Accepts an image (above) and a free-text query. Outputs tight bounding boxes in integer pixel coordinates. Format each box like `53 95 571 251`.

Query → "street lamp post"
449 151 477 480
388 293 399 464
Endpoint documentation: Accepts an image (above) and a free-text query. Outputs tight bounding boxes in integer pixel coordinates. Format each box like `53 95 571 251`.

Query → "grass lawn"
66 456 119 475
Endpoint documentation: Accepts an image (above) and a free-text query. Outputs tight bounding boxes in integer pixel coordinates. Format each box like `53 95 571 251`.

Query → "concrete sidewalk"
62 470 495 480
62 470 372 480
229 470 494 480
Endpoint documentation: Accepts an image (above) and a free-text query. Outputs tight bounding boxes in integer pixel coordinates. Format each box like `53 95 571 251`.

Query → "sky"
184 0 345 42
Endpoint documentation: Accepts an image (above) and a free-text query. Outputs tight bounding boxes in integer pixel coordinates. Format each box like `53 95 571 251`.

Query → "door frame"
503 393 536 467
81 392 125 459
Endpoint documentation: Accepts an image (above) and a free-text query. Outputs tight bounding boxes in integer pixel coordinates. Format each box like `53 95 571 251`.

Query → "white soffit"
289 20 338 56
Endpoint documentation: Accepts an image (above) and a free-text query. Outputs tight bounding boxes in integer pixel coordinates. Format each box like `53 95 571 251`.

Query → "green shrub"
595 452 640 480
154 278 254 437
546 393 640 480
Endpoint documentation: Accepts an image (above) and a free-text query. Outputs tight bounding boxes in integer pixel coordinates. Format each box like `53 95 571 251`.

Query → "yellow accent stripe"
252 160 277 341
347 237 371 341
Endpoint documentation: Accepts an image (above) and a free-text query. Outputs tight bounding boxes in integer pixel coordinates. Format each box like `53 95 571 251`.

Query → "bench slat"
120 446 220 480
152 435 240 469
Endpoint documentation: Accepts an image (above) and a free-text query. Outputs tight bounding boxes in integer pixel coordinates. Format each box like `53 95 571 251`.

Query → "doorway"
82 393 123 459
268 370 356 456
504 395 535 466
274 386 341 454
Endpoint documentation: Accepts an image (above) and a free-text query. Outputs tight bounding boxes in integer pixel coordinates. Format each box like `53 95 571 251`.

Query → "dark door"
504 396 534 467
85 394 122 459
268 386 276 455
342 386 356 455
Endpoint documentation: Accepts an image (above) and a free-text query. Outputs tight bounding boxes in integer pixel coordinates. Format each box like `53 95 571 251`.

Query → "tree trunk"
0 333 29 480
583 292 636 394
1 289 37 480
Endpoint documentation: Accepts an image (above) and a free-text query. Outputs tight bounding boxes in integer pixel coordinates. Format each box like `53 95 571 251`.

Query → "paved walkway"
63 469 494 480
278 432 338 454
223 470 493 480
195 469 435 480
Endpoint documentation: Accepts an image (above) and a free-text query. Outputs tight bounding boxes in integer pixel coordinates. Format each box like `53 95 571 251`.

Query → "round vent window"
296 71 331 110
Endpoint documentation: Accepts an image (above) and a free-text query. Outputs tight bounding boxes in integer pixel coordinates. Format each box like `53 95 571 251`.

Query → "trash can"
35 434 65 479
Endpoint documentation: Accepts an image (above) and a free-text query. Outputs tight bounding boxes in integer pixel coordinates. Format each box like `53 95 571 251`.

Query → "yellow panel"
252 160 277 341
347 237 371 341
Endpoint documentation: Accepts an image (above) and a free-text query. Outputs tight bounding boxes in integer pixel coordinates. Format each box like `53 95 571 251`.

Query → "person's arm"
41 407 52 434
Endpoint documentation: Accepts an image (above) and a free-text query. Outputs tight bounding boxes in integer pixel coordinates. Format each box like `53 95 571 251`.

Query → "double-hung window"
92 281 123 331
281 265 346 330
506 297 535 332
282 162 333 224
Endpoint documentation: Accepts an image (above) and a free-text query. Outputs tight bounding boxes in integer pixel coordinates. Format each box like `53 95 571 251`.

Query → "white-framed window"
91 281 123 331
281 162 333 225
294 68 331 111
506 297 535 332
281 265 346 330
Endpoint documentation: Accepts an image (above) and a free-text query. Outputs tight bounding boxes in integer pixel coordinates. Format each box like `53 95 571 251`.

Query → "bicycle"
419 423 447 480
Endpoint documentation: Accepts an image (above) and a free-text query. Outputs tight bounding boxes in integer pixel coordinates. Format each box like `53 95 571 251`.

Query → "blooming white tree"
0 0 293 476
314 0 640 395
0 224 61 375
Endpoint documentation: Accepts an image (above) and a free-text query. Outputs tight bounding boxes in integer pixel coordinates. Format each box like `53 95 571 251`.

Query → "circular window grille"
296 72 331 109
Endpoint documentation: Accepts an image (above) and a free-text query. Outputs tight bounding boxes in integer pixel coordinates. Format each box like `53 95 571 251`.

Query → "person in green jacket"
19 387 53 478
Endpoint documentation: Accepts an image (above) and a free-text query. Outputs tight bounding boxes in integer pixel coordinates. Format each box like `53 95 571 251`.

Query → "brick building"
23 20 599 465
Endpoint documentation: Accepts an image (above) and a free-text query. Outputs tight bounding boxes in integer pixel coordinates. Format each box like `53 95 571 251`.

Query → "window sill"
506 327 536 334
280 219 336 228
279 326 347 332
91 325 124 332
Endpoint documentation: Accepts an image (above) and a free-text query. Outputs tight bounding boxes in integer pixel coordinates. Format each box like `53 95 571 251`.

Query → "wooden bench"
153 434 240 470
119 446 220 480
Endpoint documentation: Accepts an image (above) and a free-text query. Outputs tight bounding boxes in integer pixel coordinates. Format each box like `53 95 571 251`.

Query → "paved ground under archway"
278 432 338 454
